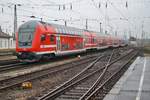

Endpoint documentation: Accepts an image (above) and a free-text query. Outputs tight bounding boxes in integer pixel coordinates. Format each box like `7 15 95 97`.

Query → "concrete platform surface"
104 57 150 100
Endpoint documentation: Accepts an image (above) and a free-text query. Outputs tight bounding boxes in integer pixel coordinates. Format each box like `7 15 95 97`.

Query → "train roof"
39 21 84 36
39 21 108 36
19 20 39 29
20 20 108 36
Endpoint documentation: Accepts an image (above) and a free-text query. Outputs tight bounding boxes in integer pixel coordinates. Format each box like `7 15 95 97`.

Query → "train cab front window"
18 29 35 47
18 21 37 48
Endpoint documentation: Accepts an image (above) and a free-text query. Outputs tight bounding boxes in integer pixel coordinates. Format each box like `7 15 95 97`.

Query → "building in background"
0 26 14 49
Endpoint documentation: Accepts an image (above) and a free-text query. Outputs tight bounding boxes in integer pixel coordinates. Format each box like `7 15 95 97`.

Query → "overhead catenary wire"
0 1 95 32
107 0 134 27
90 0 117 33
0 0 150 37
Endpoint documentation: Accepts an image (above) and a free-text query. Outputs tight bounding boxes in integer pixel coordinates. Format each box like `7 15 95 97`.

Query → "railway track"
38 49 137 100
84 51 138 100
0 62 26 72
0 54 93 73
0 51 107 91
0 47 127 73
0 59 19 66
0 52 14 56
0 49 15 56
0 48 110 73
0 47 133 99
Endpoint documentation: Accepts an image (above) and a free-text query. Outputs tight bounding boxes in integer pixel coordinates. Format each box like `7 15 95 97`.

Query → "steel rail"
79 50 115 100
39 49 134 100
38 54 105 100
0 59 18 65
85 51 138 100
0 49 106 73
0 62 25 72
0 53 103 91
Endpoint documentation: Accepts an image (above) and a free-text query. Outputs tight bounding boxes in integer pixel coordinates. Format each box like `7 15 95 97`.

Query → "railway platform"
104 57 150 100
0 48 15 56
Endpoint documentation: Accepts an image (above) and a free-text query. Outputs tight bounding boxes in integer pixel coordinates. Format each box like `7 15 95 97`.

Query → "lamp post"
13 4 21 40
100 22 102 33
86 19 88 30
64 20 67 26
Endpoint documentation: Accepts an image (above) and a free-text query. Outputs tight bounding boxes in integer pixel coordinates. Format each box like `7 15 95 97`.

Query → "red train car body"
16 20 127 62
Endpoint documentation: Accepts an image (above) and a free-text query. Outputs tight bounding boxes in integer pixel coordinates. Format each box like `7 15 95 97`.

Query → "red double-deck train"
16 20 127 62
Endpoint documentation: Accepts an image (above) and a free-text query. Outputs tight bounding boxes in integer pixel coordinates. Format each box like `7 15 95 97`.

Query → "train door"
83 35 86 48
56 35 61 51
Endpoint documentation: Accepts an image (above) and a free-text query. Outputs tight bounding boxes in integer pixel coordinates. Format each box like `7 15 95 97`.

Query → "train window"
92 38 94 43
61 44 69 50
75 43 83 49
50 35 55 42
94 38 97 43
41 34 46 41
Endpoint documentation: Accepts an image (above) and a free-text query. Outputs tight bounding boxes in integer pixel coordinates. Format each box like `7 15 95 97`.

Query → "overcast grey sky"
0 0 150 39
